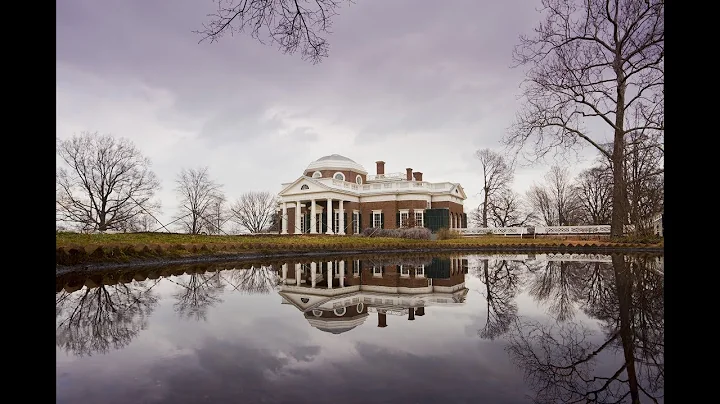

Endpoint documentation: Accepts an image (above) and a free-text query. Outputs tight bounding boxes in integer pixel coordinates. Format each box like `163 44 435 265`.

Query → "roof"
306 154 368 174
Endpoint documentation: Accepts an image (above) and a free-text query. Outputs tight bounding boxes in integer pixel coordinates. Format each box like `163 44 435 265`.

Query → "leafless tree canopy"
195 0 353 63
56 132 162 232
488 189 536 227
574 166 613 225
475 149 515 227
174 167 225 234
230 191 279 233
623 130 664 234
505 0 664 236
526 166 581 226
475 259 521 340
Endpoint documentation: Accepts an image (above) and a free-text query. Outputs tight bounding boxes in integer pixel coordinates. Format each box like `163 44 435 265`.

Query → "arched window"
356 303 364 312
355 175 363 185
333 172 345 181
312 171 322 178
334 307 347 316
312 310 324 317
301 184 309 190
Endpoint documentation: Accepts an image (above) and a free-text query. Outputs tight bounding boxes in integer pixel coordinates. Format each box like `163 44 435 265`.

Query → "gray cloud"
56 0 586 226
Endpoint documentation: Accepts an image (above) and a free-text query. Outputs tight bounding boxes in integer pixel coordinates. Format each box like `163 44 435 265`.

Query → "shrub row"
360 227 432 239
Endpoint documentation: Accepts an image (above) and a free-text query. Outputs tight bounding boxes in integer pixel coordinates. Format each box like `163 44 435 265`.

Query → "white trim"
312 171 322 178
333 172 346 181
334 307 347 316
312 310 324 317
356 303 364 312
355 175 363 185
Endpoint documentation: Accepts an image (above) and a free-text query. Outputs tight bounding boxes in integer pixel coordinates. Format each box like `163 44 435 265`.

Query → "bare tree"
526 184 557 226
203 195 230 235
475 149 515 227
505 0 664 237
488 188 536 227
575 166 613 225
221 266 280 294
56 132 162 232
547 166 582 226
624 130 664 235
195 0 353 64
174 167 225 234
229 191 278 233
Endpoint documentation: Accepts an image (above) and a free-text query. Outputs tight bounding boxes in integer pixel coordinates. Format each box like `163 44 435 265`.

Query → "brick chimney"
406 168 413 181
408 308 415 320
415 307 425 316
413 172 423 181
376 161 385 175
378 311 387 327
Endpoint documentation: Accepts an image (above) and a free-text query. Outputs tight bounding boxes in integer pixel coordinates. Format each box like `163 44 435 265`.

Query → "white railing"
366 172 406 181
461 227 527 236
535 225 611 234
458 225 614 236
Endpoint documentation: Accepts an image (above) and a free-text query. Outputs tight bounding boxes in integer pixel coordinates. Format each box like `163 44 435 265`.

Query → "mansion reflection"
278 257 468 334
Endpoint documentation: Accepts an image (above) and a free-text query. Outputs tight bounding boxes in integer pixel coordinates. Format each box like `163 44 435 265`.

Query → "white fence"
459 225 612 237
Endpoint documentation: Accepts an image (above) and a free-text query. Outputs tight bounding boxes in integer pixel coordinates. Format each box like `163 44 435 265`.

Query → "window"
333 172 345 181
334 212 340 234
353 260 360 277
399 210 409 227
312 171 322 178
356 175 363 184
416 265 425 277
372 211 382 228
400 265 410 277
353 211 360 234
300 213 307 233
300 184 309 190
373 266 382 277
415 210 424 228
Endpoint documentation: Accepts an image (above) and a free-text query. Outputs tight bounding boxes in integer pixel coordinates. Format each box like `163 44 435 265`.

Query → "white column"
310 199 317 234
281 203 288 234
327 262 333 289
281 263 288 285
295 263 302 286
311 262 317 288
326 198 334 234
339 260 345 287
338 200 345 235
295 201 302 234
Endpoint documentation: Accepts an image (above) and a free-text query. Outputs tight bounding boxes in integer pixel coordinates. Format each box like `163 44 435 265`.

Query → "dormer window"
312 171 322 178
356 175 363 184
301 184 309 190
333 172 345 181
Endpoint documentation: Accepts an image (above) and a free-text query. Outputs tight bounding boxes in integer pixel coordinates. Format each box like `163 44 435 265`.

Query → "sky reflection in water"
56 253 664 404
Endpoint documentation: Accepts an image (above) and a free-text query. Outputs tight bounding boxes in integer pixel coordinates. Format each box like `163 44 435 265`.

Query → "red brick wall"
304 169 366 184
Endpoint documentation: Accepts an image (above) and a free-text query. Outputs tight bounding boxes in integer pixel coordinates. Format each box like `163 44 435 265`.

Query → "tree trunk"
612 254 640 404
482 188 489 227
611 61 628 238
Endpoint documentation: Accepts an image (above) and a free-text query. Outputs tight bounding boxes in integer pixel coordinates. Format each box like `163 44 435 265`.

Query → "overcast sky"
56 0 601 229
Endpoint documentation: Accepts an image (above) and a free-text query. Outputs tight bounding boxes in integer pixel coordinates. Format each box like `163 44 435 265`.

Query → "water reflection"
277 257 468 333
481 253 665 403
55 277 159 357
56 253 663 403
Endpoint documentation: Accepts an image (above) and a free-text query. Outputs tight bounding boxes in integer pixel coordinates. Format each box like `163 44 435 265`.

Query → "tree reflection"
506 254 664 403
220 266 280 294
476 259 521 339
168 271 225 321
527 260 591 322
56 279 159 357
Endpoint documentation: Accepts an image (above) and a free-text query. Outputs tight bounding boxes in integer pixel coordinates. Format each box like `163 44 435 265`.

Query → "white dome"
306 154 367 174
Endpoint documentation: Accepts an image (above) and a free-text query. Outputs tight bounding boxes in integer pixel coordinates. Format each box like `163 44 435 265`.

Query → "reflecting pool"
56 252 664 403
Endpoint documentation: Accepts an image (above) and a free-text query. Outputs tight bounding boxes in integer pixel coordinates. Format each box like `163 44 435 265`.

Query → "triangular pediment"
451 184 467 199
278 176 332 196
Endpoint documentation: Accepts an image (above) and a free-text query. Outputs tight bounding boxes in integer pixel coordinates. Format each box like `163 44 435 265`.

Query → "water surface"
56 253 664 403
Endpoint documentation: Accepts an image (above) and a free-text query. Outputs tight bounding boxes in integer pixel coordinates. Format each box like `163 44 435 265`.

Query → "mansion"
278 154 467 234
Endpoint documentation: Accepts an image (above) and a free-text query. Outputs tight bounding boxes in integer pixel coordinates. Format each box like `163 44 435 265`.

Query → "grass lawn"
56 231 663 267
